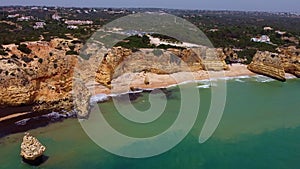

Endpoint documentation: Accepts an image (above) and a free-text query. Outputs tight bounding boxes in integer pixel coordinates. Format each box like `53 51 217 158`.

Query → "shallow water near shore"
0 77 300 169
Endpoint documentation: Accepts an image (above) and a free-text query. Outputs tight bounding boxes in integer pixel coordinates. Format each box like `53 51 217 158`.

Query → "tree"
17 44 32 54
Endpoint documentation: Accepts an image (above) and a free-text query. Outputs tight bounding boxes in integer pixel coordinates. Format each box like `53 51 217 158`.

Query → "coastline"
90 63 297 102
0 64 298 138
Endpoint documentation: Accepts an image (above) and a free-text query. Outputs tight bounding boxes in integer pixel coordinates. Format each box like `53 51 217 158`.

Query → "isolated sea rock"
20 133 46 161
248 51 286 81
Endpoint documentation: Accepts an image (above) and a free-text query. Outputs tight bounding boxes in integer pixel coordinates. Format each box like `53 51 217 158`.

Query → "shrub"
157 44 185 50
17 44 32 54
66 50 78 55
237 49 257 64
11 54 18 59
21 56 34 63
71 40 82 44
69 45 75 51
0 50 8 56
38 58 43 63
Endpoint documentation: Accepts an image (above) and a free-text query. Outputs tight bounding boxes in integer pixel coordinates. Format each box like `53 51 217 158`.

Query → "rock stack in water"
20 133 46 161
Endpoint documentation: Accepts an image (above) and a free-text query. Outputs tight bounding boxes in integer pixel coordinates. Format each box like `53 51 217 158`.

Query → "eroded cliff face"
95 47 228 88
248 46 300 81
278 46 300 77
248 51 286 81
0 41 230 119
0 40 78 113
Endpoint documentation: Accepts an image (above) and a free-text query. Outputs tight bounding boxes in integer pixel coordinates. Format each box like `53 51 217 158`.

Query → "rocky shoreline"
0 38 299 137
0 72 297 138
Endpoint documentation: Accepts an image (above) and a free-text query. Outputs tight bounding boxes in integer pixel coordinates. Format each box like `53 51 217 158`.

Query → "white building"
52 13 62 20
251 35 271 43
209 28 219 32
7 14 20 18
33 22 46 29
17 16 33 21
275 30 286 36
67 25 79 29
263 26 273 31
65 20 93 25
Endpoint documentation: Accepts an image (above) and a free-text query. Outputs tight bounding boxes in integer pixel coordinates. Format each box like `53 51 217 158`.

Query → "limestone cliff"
248 51 286 81
0 41 229 119
0 40 79 115
248 46 300 81
95 47 228 88
277 46 300 77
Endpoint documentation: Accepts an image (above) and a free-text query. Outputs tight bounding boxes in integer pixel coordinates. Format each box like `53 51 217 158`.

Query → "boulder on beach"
20 133 46 161
144 74 150 85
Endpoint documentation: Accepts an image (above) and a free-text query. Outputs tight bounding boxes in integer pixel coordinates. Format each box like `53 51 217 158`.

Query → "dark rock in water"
145 88 173 99
20 133 46 162
22 155 49 166
114 92 143 102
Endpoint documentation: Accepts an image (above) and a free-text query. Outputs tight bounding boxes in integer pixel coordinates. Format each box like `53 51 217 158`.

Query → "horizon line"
0 5 299 14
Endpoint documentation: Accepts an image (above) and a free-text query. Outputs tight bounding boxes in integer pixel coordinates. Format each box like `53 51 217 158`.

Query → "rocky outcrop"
201 48 229 71
73 79 91 118
95 47 132 87
0 40 230 120
95 47 228 88
248 51 286 81
144 74 150 85
277 46 300 77
0 39 78 115
20 133 46 161
248 46 300 81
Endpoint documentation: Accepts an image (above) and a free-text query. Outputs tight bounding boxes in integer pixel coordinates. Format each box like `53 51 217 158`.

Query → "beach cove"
0 76 299 169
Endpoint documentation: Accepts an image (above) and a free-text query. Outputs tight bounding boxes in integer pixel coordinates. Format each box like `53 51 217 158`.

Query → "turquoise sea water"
0 76 300 169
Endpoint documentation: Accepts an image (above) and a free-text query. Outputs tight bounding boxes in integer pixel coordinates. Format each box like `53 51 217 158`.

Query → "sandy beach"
92 63 257 95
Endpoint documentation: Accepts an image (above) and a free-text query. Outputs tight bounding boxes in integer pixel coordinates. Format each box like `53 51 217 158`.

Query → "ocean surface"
0 76 300 169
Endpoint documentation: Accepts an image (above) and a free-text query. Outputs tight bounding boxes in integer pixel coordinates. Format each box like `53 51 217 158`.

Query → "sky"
1 0 299 12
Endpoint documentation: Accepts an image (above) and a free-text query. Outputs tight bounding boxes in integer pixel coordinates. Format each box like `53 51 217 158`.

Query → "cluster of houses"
17 16 34 21
67 25 79 30
52 13 62 21
64 20 93 29
251 35 271 43
64 20 93 25
6 12 93 30
251 26 289 44
33 22 46 29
